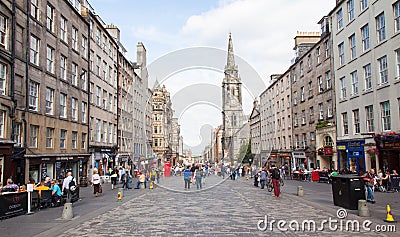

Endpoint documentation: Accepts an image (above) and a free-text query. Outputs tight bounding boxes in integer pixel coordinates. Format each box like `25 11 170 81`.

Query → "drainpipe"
10 0 17 143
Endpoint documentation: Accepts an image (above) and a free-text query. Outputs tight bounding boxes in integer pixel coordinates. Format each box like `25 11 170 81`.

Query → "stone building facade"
331 0 400 173
1 0 92 184
249 100 261 166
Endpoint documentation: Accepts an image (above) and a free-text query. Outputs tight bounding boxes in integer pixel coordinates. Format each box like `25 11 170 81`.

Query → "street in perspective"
0 0 400 236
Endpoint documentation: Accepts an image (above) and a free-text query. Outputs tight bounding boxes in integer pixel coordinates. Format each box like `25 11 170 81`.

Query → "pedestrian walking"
271 165 281 197
91 169 101 197
110 167 119 190
363 169 376 203
260 168 267 189
195 167 204 189
183 166 191 190
62 171 76 203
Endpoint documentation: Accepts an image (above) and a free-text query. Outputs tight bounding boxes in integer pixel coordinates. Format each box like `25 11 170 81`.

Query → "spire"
226 33 236 68
154 78 162 91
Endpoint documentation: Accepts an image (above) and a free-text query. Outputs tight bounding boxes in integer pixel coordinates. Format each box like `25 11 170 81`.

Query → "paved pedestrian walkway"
49 175 393 236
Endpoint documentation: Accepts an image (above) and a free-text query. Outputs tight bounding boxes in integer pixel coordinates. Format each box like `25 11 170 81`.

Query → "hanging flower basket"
366 147 379 157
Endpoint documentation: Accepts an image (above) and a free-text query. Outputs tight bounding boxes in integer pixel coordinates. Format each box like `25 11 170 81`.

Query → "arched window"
324 136 333 147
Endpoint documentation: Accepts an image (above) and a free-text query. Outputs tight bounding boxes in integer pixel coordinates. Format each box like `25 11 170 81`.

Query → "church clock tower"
222 33 243 162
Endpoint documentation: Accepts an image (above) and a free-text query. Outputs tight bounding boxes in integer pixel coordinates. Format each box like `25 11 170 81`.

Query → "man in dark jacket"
271 165 281 197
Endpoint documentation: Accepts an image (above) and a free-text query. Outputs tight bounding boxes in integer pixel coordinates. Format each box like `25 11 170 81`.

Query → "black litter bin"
331 175 365 210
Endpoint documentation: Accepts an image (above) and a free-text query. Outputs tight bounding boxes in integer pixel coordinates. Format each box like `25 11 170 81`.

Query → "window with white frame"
325 40 330 58
31 0 40 20
81 69 87 91
30 125 39 148
337 8 343 30
46 127 54 148
46 4 55 33
0 14 7 48
14 123 22 146
318 76 323 93
29 80 39 111
378 56 388 84
102 90 107 109
81 101 87 123
0 110 4 138
363 64 372 90
72 131 77 149
81 133 86 149
353 109 360 134
71 62 78 86
349 34 356 60
310 106 314 120
46 46 54 73
302 133 307 148
394 1 400 33
109 123 113 144
294 91 298 105
347 0 354 21
295 134 299 148
89 50 94 71
324 136 334 147
102 61 107 80
381 101 391 131
45 87 54 115
360 0 368 11
89 82 94 103
72 98 78 121
82 36 87 57
95 119 100 142
60 55 66 80
365 105 374 132
282 98 285 111
351 71 358 95
96 86 100 106
301 87 305 101
96 55 100 76
30 35 39 65
326 71 332 89
60 93 67 118
340 77 347 100
60 16 67 42
301 110 306 125
327 100 333 118
288 115 291 129
109 93 113 111
102 121 107 143
294 113 298 126
338 42 345 66
308 81 313 97
342 112 349 135
95 27 100 44
292 68 297 82
310 132 315 141
376 12 386 43
60 129 67 149
316 47 320 64
361 24 370 52
0 62 6 95
72 26 78 51
319 103 324 120
396 49 400 79
287 95 290 108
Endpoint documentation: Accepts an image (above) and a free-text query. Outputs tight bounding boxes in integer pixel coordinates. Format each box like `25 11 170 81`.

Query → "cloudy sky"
91 0 335 154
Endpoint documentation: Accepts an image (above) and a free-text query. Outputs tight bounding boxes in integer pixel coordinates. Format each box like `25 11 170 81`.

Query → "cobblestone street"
51 175 393 237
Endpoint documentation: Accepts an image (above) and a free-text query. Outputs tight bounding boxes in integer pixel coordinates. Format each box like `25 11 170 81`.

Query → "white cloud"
180 0 335 82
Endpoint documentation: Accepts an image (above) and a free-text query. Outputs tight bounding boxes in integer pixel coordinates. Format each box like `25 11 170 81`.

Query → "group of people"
362 169 399 204
253 165 283 197
183 164 207 190
0 171 77 208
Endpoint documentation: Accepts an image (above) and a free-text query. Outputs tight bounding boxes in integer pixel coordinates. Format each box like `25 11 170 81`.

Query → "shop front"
336 139 365 174
317 146 334 170
375 133 400 173
0 141 13 184
291 151 306 171
25 154 89 184
90 147 117 176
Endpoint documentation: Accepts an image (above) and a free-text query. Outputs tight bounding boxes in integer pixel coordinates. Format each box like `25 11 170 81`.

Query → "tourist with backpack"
183 166 191 190
271 165 282 197
62 171 76 203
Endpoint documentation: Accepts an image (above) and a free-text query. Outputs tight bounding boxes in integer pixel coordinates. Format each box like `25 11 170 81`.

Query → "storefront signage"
382 141 400 150
337 145 346 150
270 154 277 158
279 153 291 157
56 157 73 161
353 151 360 156
292 152 306 159
324 147 333 155
0 192 28 218
349 141 361 148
